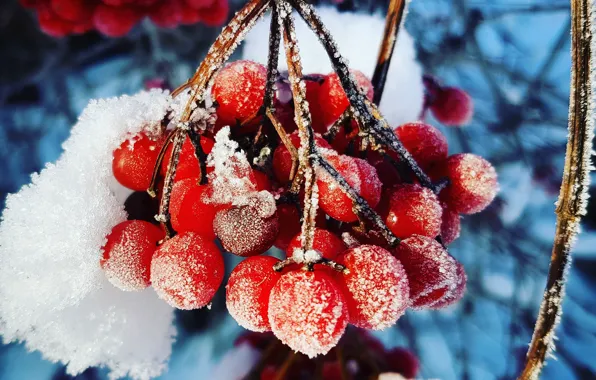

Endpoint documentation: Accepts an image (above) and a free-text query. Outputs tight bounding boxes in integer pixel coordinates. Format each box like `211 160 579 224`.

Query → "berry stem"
263 4 281 111
371 0 408 105
266 109 299 181
279 1 318 252
322 108 351 142
147 128 177 198
518 0 594 378
186 128 209 185
157 128 185 238
290 0 442 194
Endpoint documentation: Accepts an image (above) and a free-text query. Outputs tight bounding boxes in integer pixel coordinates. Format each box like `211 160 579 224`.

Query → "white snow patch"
0 90 177 379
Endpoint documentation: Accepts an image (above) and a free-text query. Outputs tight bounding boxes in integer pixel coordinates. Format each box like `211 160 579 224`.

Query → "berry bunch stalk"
150 0 449 267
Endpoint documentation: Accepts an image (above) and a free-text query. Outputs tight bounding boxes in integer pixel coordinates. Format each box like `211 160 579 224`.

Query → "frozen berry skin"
226 256 282 332
385 184 442 239
161 135 215 182
286 228 346 261
385 348 420 378
273 131 332 183
430 261 467 309
430 87 474 126
320 70 374 127
268 270 348 358
434 153 498 214
393 235 460 309
318 154 382 222
151 232 224 310
440 204 461 245
214 200 279 256
212 60 267 128
253 170 272 191
93 4 140 37
100 220 164 291
335 245 409 330
112 133 164 191
394 122 448 169
170 178 220 239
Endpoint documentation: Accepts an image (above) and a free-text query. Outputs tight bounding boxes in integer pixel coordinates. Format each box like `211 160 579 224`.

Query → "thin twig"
518 0 594 378
371 0 407 104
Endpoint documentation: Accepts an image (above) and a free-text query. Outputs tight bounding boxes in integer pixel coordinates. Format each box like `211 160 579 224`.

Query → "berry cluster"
234 329 419 380
20 0 228 37
101 59 498 357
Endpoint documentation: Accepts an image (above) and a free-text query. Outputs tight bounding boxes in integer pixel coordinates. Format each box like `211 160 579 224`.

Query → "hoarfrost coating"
0 90 178 380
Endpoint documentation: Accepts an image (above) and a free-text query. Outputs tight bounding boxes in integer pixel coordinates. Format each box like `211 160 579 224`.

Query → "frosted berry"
304 74 327 133
385 348 420 378
253 169 272 191
318 154 382 222
335 245 409 329
112 133 164 191
440 204 461 245
385 184 442 239
214 197 279 256
100 220 163 291
151 232 224 309
273 131 332 183
169 178 220 239
320 70 374 127
434 153 498 214
431 261 467 309
393 235 460 309
93 4 140 37
430 87 473 126
268 270 348 358
226 256 282 332
161 135 215 182
394 122 448 169
286 228 346 261
212 60 267 128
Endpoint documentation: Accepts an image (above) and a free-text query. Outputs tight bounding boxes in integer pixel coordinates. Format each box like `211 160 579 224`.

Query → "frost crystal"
0 90 177 379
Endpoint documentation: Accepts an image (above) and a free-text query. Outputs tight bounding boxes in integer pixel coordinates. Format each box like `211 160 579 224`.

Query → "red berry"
268 270 348 358
93 4 140 37
367 150 402 188
149 0 181 28
212 60 266 128
161 135 215 182
385 348 420 378
199 0 228 26
319 70 374 127
273 131 332 183
50 0 94 22
170 178 220 239
38 13 74 37
100 220 163 291
335 245 409 329
318 154 382 222
253 170 272 191
384 184 442 239
185 0 216 9
273 204 302 250
226 256 282 332
430 87 473 126
440 204 460 245
322 362 343 380
151 232 224 309
431 261 466 309
214 197 279 256
394 122 448 169
260 366 277 380
304 74 327 133
433 153 498 214
393 235 460 309
112 133 164 191
179 3 202 25
286 228 346 261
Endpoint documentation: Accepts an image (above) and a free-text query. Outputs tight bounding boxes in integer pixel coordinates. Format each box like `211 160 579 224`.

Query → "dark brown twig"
518 0 594 378
371 0 407 104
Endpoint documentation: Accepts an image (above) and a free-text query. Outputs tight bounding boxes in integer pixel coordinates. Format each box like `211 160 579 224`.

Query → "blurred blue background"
1 0 595 379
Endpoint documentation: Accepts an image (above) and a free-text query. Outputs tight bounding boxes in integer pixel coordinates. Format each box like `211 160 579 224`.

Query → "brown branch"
371 0 407 105
518 0 594 378
157 128 185 238
147 128 177 198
